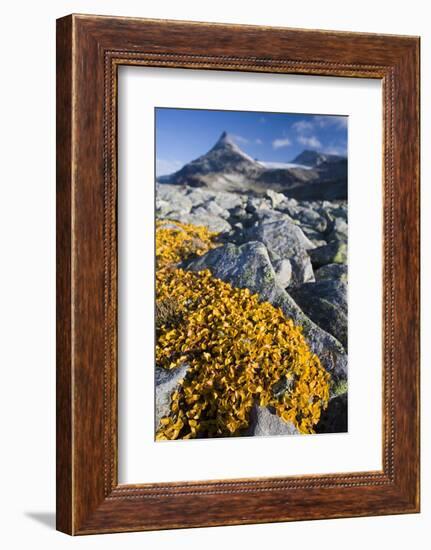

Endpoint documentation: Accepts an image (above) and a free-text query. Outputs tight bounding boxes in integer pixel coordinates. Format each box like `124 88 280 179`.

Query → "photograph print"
155 108 348 441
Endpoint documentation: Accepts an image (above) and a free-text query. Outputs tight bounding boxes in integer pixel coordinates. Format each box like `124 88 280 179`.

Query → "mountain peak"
208 132 255 164
213 131 235 148
158 130 260 187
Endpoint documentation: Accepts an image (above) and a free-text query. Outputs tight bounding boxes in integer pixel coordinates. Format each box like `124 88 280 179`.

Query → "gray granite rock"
175 212 232 233
315 263 348 283
246 405 299 436
186 242 278 298
265 189 286 208
191 200 230 220
291 280 348 315
295 207 327 233
211 191 244 210
327 217 348 242
247 195 275 212
272 258 292 288
155 364 189 432
289 280 348 349
240 219 315 287
309 241 347 268
185 187 217 206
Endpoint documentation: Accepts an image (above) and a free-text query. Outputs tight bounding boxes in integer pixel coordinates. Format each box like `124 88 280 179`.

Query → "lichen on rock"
156 219 218 268
155 221 331 440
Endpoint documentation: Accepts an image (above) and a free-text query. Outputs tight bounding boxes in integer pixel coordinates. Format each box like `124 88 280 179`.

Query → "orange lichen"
156 219 217 268
155 221 330 440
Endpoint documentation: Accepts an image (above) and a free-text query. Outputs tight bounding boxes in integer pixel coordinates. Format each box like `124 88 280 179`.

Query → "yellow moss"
156 219 217 269
155 220 330 440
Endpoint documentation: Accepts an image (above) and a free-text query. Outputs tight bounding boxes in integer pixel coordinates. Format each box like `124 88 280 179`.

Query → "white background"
0 1 428 548
118 67 382 483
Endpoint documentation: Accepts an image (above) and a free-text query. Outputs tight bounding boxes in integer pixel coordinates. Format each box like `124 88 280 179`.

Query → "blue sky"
155 108 348 176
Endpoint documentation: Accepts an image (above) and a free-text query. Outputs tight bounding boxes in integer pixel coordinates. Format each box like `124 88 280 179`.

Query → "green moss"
333 243 348 264
331 379 348 397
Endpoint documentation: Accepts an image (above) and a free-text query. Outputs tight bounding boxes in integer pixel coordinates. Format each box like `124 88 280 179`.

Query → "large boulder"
156 197 193 219
184 187 217 206
156 187 241 231
265 189 286 209
327 217 348 242
294 207 327 233
309 241 347 268
155 364 189 432
191 200 230 220
291 280 347 315
186 242 347 380
210 191 245 211
251 209 296 224
240 219 316 287
300 225 327 248
289 280 348 348
156 184 193 217
175 212 232 233
186 242 278 300
315 263 348 283
319 202 347 222
246 405 299 437
245 196 272 214
243 218 315 253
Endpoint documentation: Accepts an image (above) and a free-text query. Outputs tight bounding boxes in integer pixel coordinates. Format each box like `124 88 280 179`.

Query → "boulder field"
155 183 348 437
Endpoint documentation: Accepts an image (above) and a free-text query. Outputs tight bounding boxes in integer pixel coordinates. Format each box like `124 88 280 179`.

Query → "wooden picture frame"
56 14 420 535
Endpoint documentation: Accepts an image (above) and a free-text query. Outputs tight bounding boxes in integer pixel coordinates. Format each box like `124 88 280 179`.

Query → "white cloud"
272 137 292 149
292 120 314 133
255 138 263 145
298 135 322 148
156 158 183 176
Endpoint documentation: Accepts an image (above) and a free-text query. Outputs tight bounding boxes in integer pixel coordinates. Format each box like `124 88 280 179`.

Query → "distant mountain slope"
291 150 344 168
158 132 347 199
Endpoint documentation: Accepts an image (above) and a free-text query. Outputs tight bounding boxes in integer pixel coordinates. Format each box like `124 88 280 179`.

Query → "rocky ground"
155 182 348 438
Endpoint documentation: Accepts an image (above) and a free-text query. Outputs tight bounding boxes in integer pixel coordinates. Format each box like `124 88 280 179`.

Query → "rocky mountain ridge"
158 132 347 200
291 149 345 167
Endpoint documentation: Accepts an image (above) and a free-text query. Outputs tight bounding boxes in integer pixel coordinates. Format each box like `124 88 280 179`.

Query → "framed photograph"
56 14 420 534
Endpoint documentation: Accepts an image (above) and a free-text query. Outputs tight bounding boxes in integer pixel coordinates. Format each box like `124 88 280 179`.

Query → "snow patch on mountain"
258 161 312 170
